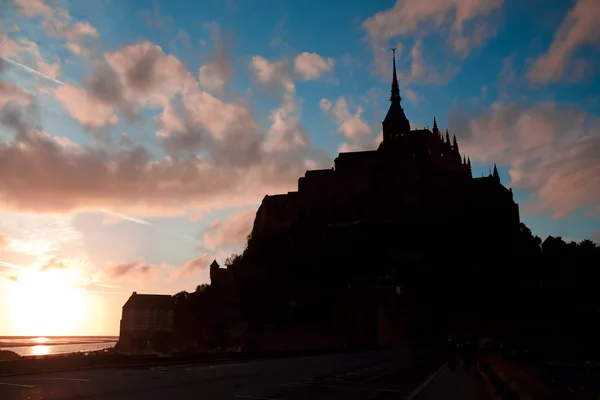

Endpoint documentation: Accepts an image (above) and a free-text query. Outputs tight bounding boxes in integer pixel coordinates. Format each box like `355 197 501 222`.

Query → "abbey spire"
390 48 400 103
382 48 411 143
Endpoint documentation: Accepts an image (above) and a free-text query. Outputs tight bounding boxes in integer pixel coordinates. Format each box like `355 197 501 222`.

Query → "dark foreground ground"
0 349 464 400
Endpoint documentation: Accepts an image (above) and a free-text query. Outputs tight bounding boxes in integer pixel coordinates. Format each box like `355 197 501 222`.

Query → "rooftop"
123 292 173 309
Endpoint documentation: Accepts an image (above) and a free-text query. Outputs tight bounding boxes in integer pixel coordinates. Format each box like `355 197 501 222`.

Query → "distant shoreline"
0 336 118 340
0 339 118 349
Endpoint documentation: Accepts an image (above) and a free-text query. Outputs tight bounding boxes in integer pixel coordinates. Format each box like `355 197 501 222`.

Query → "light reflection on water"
31 345 51 356
1 340 117 356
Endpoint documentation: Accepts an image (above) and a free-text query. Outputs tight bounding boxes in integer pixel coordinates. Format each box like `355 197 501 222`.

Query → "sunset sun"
7 268 87 336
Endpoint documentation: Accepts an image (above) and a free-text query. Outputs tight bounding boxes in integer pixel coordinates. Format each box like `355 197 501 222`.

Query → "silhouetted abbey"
207 53 523 348
216 52 520 284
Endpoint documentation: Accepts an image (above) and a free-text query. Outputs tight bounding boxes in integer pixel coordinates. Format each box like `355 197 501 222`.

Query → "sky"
0 0 599 336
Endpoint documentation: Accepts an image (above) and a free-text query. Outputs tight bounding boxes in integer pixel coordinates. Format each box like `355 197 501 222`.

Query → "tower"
382 48 411 143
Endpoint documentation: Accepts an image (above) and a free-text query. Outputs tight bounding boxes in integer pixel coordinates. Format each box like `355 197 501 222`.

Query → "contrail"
101 210 197 244
0 56 64 85
0 261 26 270
102 210 152 226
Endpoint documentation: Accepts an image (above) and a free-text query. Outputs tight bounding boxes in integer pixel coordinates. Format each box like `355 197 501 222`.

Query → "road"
0 349 444 399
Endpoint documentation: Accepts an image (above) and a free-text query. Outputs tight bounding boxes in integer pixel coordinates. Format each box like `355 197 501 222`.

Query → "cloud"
11 0 99 56
0 81 31 110
2 15 327 218
294 52 335 80
363 0 502 54
104 260 161 280
362 0 501 78
263 95 309 153
178 253 212 277
451 101 600 218
498 54 517 99
0 235 6 248
104 41 197 111
0 88 328 216
202 207 256 251
140 0 174 31
0 30 21 59
39 257 70 271
51 40 198 130
401 40 458 85
250 55 295 96
55 85 118 128
528 0 600 84
198 22 233 93
403 88 418 102
321 96 380 152
2 30 62 82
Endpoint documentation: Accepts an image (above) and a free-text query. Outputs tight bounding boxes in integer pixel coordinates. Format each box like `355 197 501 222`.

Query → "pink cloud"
202 208 257 250
198 22 233 93
0 30 21 59
0 103 326 217
362 0 502 77
451 101 600 218
294 52 335 81
320 96 381 152
104 259 167 280
250 55 295 96
528 0 600 84
11 0 99 56
105 41 197 110
18 38 62 80
178 253 212 277
55 85 118 128
0 82 31 109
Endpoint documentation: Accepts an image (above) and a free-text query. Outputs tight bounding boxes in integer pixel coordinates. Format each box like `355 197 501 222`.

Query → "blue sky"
0 0 599 335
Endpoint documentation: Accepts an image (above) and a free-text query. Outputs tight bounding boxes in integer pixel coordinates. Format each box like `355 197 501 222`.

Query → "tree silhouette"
578 239 599 254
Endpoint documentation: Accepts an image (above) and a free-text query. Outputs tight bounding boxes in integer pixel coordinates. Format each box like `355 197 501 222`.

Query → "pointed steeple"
390 48 400 103
382 48 411 142
463 155 466 165
452 134 458 149
493 163 500 183
432 117 439 134
445 129 450 144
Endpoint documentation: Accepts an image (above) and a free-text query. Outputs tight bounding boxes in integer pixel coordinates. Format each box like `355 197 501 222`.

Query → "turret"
209 260 220 284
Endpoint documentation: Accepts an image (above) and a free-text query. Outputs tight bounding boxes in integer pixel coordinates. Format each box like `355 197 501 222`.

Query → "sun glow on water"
31 345 51 356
